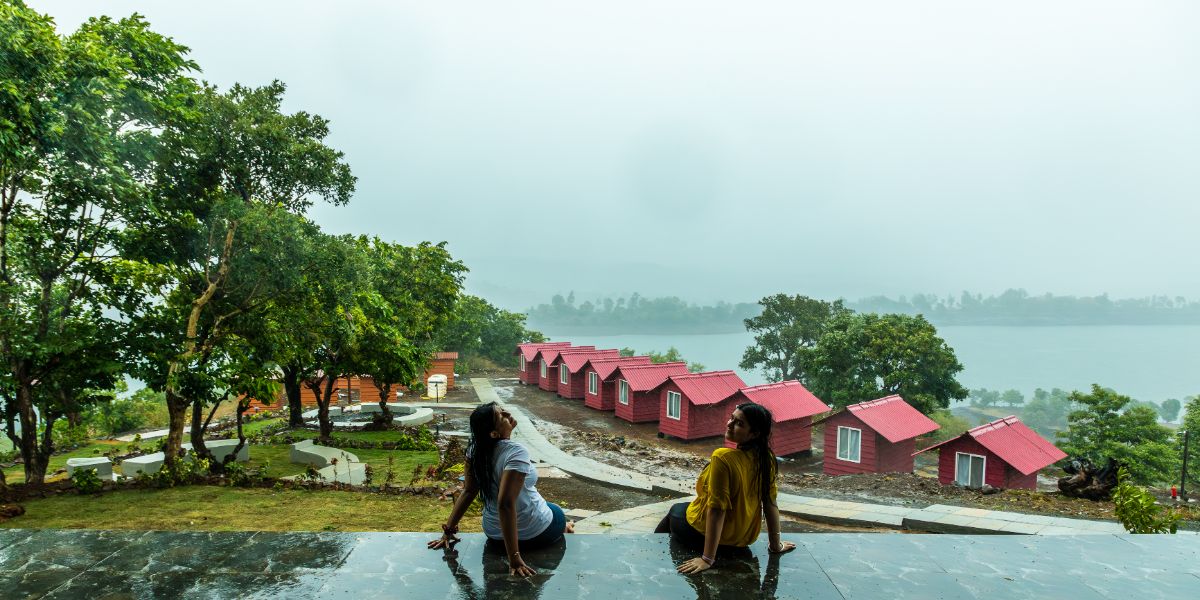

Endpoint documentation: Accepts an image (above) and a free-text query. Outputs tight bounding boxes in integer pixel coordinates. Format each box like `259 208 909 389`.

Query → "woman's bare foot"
565 520 576 534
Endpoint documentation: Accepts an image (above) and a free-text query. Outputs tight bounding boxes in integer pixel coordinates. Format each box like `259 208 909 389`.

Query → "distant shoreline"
530 321 1200 336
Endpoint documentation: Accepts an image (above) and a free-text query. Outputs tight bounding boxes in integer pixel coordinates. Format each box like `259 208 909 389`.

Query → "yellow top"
685 447 777 547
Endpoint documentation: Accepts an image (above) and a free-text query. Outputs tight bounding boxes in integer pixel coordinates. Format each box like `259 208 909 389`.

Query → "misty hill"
528 290 1200 334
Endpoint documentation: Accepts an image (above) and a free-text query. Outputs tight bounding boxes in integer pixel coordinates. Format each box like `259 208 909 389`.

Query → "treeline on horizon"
527 289 1200 332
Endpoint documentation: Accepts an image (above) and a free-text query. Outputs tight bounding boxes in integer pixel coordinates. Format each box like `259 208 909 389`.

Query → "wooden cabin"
583 356 652 410
916 416 1066 490
657 371 747 441
822 395 938 475
515 342 571 385
725 381 831 456
610 362 690 423
556 350 622 399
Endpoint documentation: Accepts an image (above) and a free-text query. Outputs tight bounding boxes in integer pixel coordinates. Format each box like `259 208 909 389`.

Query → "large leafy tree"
1058 385 1178 485
1181 395 1200 491
805 312 967 413
437 294 542 367
126 81 354 463
740 294 848 383
0 3 194 484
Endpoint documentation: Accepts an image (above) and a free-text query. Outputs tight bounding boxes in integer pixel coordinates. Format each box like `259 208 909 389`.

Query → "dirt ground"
481 374 1200 525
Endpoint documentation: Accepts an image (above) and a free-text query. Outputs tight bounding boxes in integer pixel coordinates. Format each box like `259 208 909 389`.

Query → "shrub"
71 468 104 495
924 410 971 444
1113 467 1180 534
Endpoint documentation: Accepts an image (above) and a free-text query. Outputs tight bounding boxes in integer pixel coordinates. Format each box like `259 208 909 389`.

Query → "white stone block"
66 457 113 479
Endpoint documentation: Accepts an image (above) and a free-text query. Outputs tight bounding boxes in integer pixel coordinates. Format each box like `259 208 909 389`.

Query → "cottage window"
588 372 599 395
666 391 682 419
955 453 986 488
519 355 526 372
836 426 861 463
559 364 569 385
618 380 630 405
540 360 547 378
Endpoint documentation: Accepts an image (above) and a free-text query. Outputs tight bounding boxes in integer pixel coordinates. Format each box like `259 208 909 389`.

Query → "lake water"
546 325 1200 403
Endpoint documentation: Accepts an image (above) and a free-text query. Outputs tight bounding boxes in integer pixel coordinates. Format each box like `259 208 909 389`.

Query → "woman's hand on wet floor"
427 533 460 550
768 541 796 554
509 555 537 577
676 557 713 574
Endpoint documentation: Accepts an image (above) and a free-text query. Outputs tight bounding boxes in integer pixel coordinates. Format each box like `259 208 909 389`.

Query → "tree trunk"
163 390 190 464
15 385 47 486
229 401 249 464
188 399 211 466
318 376 336 442
375 382 393 425
283 366 304 427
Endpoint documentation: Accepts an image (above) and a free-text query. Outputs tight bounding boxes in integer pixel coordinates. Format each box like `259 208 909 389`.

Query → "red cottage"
611 362 690 423
515 342 570 385
916 416 1067 490
657 371 747 441
537 346 596 393
583 356 652 410
556 350 622 399
822 395 939 476
726 381 831 456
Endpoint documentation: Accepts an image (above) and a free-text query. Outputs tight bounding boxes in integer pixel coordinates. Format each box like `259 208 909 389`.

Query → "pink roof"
611 362 689 392
737 380 830 422
517 342 570 361
668 371 746 406
589 356 652 379
539 346 596 364
918 416 1066 475
559 350 621 373
847 395 939 443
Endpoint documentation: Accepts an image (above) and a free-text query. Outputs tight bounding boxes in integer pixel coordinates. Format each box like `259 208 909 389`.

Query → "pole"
1180 430 1190 502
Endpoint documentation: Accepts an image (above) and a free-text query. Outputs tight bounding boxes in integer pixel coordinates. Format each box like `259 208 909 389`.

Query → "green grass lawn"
285 428 429 444
239 417 285 437
0 486 482 532
2 440 125 485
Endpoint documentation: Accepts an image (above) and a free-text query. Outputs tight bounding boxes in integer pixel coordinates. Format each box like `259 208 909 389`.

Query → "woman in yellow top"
655 402 796 572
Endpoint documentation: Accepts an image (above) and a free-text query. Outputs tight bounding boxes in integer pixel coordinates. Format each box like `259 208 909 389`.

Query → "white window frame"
588 371 599 395
519 355 526 372
836 426 862 463
540 360 547 378
666 391 682 420
955 452 987 488
618 380 630 405
559 364 569 385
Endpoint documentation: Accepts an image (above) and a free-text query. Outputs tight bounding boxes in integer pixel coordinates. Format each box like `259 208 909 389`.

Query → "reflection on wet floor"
3 529 1194 598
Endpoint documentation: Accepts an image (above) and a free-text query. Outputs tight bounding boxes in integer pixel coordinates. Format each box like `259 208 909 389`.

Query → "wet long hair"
735 402 777 507
468 402 501 501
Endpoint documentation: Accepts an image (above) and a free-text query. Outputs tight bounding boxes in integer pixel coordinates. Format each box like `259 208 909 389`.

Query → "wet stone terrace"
2 529 1198 599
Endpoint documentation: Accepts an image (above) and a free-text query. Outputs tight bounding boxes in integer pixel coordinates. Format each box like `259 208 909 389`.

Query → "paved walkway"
477 378 1183 536
2 529 1195 599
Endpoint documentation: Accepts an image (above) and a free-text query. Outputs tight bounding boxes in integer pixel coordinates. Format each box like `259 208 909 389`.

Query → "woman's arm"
428 469 479 549
497 469 536 577
764 503 795 554
677 506 725 574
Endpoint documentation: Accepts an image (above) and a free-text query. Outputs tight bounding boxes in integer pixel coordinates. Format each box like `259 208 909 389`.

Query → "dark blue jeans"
487 502 566 552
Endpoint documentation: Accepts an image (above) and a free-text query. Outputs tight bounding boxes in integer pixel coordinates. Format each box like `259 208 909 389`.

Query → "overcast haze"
37 1 1200 310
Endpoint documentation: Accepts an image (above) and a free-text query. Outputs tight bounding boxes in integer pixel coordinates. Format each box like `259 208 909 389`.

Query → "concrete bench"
359 403 415 415
182 439 249 464
289 439 359 468
66 457 113 479
121 452 165 477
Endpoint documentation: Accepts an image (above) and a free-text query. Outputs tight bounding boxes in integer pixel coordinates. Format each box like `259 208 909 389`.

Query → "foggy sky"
35 1 1200 310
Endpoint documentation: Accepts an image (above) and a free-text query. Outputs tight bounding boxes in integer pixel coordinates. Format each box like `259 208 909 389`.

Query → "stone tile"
0 528 35 551
955 571 1106 599
952 507 991 518
997 522 1044 535
844 512 905 527
1083 572 1200 599
208 531 357 573
0 529 145 572
921 504 961 514
908 535 1038 578
826 570 972 600
965 517 1016 532
92 530 257 574
0 565 81 600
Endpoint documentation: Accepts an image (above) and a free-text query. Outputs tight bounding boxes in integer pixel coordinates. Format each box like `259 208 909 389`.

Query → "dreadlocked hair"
467 402 501 502
735 402 777 507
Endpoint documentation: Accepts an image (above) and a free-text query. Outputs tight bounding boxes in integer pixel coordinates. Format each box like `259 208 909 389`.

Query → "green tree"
740 295 848 382
1058 385 1178 485
1001 389 1025 408
436 295 542 369
0 3 194 484
1158 398 1181 422
127 81 354 463
806 312 967 413
1180 396 1200 490
1022 387 1075 437
645 347 705 373
970 388 1001 408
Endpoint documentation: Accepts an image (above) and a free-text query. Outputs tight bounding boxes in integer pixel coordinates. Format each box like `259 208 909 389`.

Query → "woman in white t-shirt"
428 402 572 576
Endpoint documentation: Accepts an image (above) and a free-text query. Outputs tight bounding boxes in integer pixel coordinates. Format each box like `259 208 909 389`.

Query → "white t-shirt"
475 440 553 540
